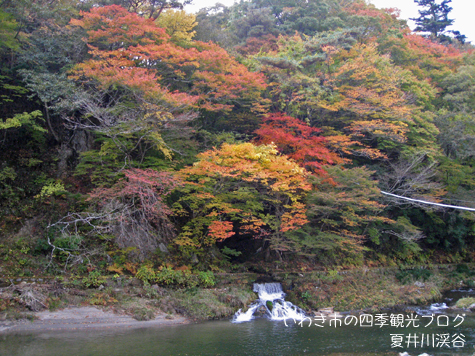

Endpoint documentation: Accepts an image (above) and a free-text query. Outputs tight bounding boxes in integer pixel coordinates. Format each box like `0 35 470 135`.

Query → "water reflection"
1 315 474 356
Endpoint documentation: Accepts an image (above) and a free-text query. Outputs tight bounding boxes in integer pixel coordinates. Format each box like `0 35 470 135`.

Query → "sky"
369 0 475 43
185 0 475 43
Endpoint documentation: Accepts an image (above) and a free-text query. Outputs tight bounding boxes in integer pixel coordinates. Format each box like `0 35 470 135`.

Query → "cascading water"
233 282 306 323
407 301 449 316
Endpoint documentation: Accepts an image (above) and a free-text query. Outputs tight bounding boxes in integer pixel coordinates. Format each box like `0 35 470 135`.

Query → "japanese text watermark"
284 312 468 350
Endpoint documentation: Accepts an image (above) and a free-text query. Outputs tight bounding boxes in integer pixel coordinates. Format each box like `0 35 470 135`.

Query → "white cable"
380 191 475 212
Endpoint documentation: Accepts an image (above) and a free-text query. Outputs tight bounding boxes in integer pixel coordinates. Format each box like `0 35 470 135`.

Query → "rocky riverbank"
1 263 474 333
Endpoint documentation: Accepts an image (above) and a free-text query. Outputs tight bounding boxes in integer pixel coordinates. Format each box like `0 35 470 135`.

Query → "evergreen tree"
411 0 466 43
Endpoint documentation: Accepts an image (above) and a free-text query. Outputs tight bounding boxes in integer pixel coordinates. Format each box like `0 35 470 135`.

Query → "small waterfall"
233 283 306 323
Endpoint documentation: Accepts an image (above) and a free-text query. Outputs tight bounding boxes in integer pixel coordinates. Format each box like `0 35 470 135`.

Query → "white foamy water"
412 302 449 316
429 302 448 311
233 283 307 323
233 303 260 322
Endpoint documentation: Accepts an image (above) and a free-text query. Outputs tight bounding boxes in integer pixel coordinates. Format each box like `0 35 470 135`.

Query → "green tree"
79 0 192 19
411 0 466 42
299 165 395 265
0 9 19 51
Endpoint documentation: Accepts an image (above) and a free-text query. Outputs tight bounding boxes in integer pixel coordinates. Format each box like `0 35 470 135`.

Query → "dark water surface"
1 313 474 356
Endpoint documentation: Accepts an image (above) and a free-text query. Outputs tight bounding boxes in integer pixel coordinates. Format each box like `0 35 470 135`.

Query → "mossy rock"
132 306 155 321
455 297 475 309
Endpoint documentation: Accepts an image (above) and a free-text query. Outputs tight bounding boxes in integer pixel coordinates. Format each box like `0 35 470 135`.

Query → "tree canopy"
0 0 474 276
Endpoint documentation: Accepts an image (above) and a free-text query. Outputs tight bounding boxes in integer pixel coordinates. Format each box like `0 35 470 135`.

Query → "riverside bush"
82 270 106 288
135 264 215 288
135 264 156 284
197 271 215 287
395 267 432 284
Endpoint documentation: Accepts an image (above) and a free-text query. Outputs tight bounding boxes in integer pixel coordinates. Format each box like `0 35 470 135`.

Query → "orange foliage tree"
379 33 465 82
341 1 404 42
252 37 425 159
69 5 268 115
322 43 416 158
173 142 311 262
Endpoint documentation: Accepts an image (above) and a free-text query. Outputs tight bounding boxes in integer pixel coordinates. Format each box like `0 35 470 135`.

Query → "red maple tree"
254 113 346 175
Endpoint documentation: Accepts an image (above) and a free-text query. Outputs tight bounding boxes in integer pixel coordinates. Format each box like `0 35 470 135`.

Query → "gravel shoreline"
0 306 190 333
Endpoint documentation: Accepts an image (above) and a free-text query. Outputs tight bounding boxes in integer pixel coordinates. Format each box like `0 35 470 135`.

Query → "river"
1 288 474 356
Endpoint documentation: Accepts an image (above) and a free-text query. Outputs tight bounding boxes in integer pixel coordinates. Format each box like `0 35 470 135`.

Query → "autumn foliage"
254 113 346 174
3 0 475 273
70 5 268 113
88 169 183 258
174 142 311 259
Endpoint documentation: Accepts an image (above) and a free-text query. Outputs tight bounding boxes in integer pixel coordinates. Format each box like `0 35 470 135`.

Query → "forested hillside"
1 0 474 279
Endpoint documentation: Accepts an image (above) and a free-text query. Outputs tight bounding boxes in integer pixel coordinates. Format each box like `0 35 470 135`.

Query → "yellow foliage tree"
156 9 196 44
